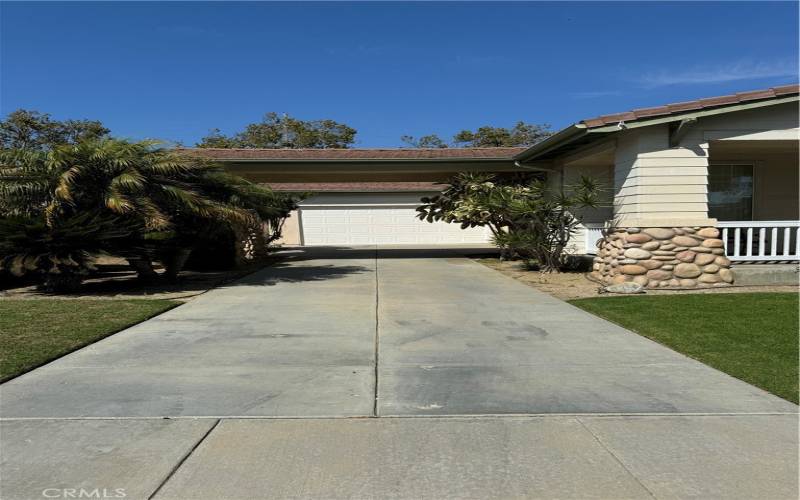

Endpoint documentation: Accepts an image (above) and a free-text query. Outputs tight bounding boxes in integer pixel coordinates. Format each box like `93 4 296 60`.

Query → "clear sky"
1 1 797 147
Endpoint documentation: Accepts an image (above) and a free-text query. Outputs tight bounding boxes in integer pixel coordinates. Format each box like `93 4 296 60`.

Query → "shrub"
417 172 602 272
0 214 134 292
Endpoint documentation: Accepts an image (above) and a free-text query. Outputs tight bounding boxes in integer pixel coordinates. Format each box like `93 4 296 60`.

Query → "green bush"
418 172 603 272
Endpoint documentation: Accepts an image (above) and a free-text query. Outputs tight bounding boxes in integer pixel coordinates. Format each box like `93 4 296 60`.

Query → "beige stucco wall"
276 210 302 246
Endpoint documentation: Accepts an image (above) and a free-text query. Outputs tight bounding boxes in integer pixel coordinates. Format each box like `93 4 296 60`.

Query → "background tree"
417 172 602 272
400 134 448 148
403 121 551 148
0 109 109 150
197 113 356 149
454 122 551 147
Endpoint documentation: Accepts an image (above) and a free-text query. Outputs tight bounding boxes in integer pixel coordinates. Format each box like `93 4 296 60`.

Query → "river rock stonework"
590 227 734 289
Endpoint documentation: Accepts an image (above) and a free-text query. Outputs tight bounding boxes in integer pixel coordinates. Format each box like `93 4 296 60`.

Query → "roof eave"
514 124 589 163
516 93 799 163
584 94 799 133
208 157 519 163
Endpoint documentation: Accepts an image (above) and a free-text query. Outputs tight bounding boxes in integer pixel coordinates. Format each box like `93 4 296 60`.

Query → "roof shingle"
580 84 799 128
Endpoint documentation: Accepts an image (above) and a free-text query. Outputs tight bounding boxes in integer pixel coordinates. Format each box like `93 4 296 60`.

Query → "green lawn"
570 293 799 403
0 299 178 382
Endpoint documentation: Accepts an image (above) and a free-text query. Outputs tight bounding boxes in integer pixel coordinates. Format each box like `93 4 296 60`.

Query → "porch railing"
718 220 800 262
583 223 605 255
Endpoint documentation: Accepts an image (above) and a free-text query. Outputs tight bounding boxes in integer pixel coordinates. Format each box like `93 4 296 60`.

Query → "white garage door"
299 193 491 246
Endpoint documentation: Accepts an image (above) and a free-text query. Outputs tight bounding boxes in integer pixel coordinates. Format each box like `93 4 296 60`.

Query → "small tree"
417 173 601 272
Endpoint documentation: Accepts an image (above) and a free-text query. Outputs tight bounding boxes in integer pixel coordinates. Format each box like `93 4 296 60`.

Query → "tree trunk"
164 248 193 282
128 257 159 282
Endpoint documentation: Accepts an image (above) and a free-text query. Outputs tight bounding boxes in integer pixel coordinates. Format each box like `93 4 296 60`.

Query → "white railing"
583 223 606 255
718 220 800 262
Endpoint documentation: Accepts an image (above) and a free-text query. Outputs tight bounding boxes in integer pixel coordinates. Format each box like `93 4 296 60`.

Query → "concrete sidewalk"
3 415 796 499
1 247 797 499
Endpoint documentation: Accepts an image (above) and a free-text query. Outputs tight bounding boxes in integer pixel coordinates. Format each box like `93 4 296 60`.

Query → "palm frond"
110 169 146 191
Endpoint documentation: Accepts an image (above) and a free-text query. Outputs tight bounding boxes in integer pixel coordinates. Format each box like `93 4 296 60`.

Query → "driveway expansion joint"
147 418 221 499
576 417 658 499
3 411 796 422
373 245 380 418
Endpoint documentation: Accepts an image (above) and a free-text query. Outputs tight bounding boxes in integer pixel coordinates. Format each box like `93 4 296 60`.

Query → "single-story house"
196 84 799 288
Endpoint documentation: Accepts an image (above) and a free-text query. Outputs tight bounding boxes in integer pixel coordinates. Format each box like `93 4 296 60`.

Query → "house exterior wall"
589 102 798 288
255 171 452 183
245 160 518 247
560 163 614 254
611 102 799 228
277 210 302 245
613 125 714 228
596 136 734 288
227 159 519 184
693 101 799 141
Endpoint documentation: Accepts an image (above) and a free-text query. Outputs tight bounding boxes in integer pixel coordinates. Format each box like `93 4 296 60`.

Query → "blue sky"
2 1 797 147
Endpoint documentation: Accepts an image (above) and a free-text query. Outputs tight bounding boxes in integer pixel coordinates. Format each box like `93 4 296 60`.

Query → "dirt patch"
0 255 280 302
475 257 798 301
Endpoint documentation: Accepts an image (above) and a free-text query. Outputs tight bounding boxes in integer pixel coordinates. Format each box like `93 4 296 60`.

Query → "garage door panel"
347 216 371 224
300 204 490 246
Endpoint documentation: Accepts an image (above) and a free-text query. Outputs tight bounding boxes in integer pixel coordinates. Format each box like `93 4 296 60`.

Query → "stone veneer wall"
590 227 734 289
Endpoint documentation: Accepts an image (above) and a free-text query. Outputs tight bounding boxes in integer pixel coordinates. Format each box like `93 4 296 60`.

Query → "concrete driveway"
2 247 797 499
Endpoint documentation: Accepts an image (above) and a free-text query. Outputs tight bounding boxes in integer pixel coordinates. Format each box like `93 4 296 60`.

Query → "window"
708 164 753 221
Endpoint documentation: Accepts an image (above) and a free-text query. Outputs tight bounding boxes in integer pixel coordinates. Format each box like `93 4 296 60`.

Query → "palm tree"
1 139 253 228
0 139 295 285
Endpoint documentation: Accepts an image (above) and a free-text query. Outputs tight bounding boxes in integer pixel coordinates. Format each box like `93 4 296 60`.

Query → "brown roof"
580 84 799 128
262 182 447 192
185 147 525 161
